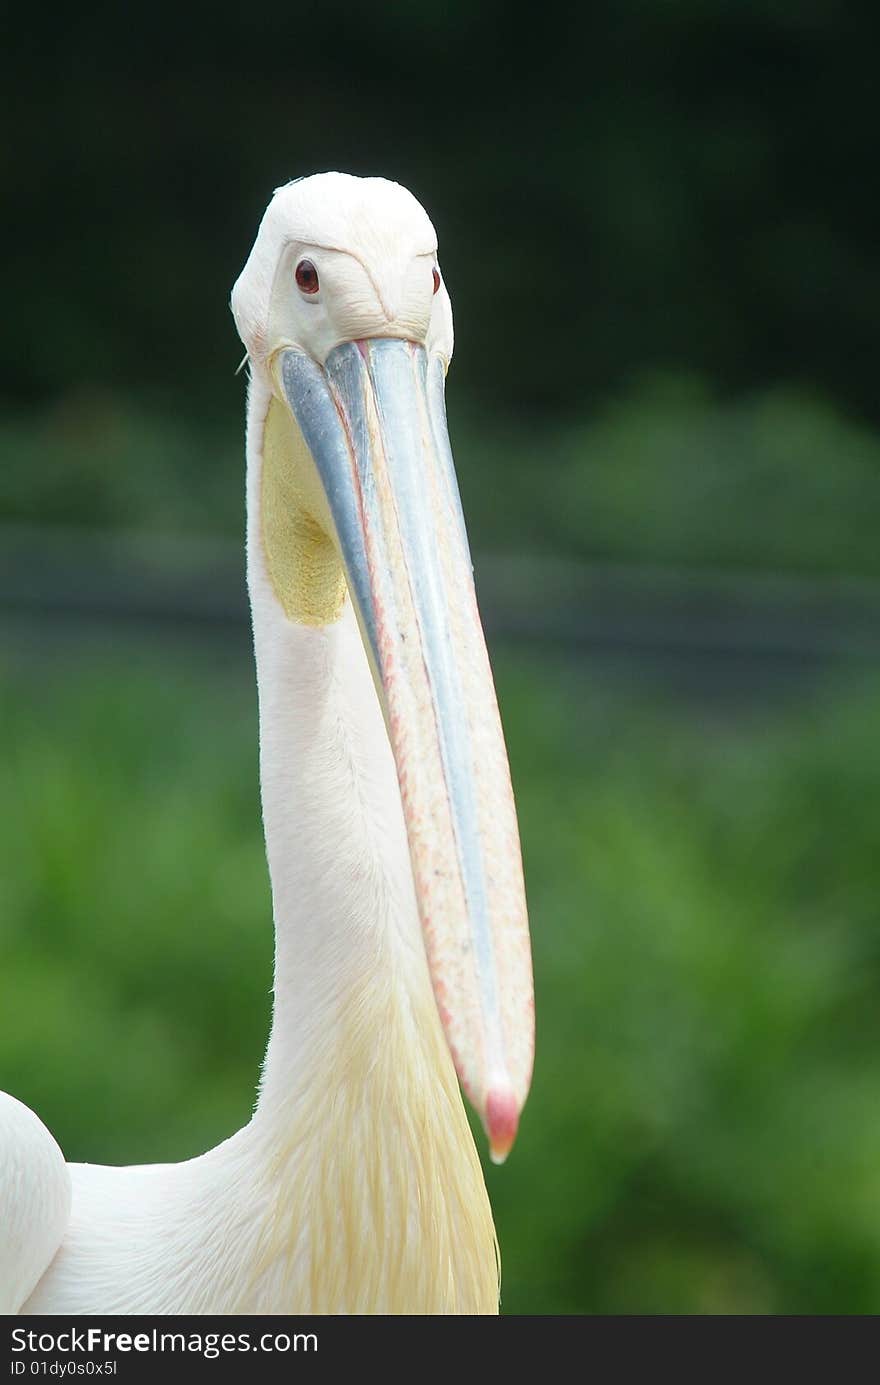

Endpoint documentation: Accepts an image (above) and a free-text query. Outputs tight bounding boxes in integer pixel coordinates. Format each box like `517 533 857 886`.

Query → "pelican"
0 173 534 1315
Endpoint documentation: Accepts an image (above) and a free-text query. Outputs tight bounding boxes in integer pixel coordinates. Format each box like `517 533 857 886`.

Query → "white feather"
0 1093 70 1313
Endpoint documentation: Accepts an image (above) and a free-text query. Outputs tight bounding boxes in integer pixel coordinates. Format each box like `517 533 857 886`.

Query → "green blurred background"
3 2 880 1314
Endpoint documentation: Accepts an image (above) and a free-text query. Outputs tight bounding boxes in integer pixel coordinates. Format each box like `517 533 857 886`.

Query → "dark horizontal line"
2 524 880 666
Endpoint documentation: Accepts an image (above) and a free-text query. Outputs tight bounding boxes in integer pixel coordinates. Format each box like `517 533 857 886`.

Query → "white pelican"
0 173 534 1315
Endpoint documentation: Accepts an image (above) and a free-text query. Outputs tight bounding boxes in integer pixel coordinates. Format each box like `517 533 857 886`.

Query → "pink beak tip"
486 1084 520 1165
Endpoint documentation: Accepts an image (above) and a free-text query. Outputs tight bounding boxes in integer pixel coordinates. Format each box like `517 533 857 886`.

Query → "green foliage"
0 393 240 535
0 664 270 1165
458 375 880 576
2 650 878 1313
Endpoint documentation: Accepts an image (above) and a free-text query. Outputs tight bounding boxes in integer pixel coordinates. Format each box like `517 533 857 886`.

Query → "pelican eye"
432 267 441 295
295 259 320 295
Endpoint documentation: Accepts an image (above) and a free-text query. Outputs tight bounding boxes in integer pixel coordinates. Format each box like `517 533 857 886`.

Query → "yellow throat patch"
260 394 348 625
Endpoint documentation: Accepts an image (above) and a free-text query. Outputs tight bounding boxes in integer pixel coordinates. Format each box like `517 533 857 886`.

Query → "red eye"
295 259 319 294
432 267 441 295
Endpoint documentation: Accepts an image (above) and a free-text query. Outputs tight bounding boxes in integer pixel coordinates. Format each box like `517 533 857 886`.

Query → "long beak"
279 338 534 1161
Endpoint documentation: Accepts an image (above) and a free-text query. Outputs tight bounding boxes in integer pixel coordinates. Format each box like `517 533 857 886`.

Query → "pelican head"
232 172 533 1161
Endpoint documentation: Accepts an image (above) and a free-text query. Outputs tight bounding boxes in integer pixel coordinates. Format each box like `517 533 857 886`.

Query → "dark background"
4 3 878 424
2 1 880 1314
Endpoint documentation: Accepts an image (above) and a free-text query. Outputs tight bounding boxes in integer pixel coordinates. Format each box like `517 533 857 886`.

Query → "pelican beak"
278 339 533 1161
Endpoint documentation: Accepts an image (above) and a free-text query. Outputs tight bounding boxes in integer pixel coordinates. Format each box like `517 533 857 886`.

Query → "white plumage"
1 173 533 1314
0 1094 70 1313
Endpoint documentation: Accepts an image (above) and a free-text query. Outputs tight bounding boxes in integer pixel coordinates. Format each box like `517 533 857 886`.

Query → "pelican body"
0 174 535 1314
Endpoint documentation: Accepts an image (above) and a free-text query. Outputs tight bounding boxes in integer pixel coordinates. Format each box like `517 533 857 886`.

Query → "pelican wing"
0 1091 71 1312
